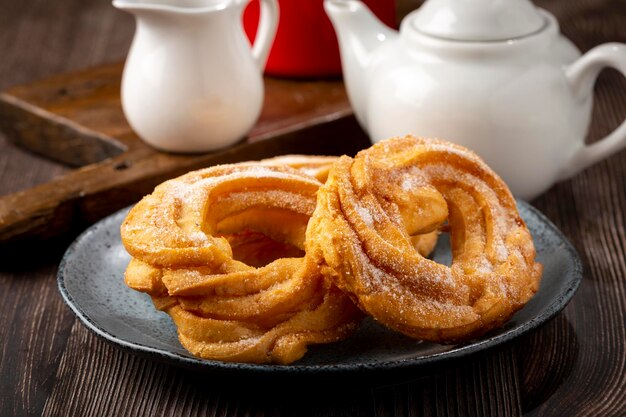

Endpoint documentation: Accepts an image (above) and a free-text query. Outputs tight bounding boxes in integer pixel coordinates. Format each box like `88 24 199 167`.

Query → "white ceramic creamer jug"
114 0 278 152
325 0 626 199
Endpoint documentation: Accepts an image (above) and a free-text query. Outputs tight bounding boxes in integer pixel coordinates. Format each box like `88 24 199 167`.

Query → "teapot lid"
409 0 546 41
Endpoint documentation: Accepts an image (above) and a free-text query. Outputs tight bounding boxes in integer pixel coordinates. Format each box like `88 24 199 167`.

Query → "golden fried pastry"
121 162 362 364
258 154 338 182
307 136 542 342
263 154 440 257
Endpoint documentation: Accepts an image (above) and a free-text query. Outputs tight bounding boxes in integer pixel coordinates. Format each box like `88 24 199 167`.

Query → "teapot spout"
325 0 397 128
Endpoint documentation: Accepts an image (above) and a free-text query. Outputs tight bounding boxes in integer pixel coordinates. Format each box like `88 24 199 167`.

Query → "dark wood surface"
0 0 624 416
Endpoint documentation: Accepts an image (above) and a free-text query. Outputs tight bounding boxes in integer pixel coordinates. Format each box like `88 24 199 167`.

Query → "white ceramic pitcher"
326 0 626 200
114 0 278 152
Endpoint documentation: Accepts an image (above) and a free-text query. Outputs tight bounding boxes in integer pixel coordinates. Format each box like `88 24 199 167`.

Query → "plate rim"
57 201 583 375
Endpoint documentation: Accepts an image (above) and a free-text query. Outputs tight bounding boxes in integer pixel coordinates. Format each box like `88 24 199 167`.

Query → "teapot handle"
250 0 279 71
560 43 626 180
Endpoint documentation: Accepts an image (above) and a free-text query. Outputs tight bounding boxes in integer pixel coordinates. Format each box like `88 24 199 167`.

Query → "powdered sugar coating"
308 136 542 342
121 159 363 364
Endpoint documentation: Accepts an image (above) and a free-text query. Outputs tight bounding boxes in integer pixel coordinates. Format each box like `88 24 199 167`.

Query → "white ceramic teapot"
325 0 626 199
114 0 278 153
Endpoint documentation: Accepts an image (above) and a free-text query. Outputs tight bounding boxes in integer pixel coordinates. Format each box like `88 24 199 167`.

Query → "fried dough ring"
121 162 362 364
307 136 542 342
258 154 339 183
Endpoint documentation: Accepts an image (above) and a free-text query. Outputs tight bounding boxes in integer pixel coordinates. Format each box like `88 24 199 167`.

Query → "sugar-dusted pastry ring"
121 162 362 364
258 154 339 183
121 163 321 267
307 136 543 342
125 258 359 364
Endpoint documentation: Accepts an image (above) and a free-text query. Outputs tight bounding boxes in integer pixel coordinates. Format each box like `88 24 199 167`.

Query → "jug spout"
113 0 235 18
324 0 397 127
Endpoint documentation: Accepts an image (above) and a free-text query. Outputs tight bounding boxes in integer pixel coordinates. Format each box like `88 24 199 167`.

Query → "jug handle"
250 0 279 71
560 43 626 180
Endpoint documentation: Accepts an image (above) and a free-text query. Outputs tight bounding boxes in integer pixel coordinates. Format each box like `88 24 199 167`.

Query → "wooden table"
0 1 624 416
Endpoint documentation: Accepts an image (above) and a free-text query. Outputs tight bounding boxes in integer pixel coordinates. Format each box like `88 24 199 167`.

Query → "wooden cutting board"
0 62 371 244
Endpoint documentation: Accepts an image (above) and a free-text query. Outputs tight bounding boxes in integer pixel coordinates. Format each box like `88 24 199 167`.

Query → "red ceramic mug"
244 0 396 78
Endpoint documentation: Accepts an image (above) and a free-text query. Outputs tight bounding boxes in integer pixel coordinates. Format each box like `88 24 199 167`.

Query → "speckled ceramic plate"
58 201 581 382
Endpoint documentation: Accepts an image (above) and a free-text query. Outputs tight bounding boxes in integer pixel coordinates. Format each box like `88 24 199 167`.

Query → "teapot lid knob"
409 0 545 41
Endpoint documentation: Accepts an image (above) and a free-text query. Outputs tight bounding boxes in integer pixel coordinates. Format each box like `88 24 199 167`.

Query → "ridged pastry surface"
307 136 543 342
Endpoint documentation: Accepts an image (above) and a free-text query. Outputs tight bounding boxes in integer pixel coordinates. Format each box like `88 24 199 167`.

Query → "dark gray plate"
58 201 582 380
